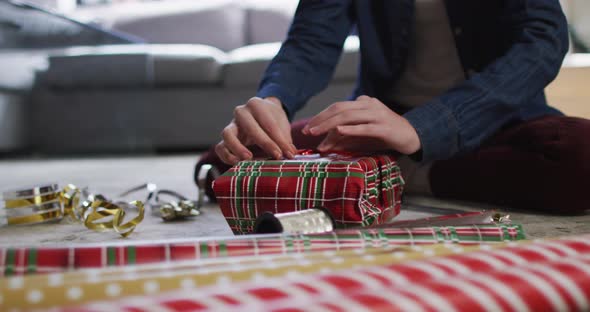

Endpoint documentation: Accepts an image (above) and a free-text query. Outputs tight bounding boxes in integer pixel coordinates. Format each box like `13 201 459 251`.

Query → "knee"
554 118 590 213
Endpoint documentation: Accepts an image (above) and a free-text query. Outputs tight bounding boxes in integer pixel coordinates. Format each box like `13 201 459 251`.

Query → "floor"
0 154 589 247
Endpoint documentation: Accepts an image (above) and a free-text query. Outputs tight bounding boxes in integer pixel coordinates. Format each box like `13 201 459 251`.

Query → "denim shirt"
256 0 569 162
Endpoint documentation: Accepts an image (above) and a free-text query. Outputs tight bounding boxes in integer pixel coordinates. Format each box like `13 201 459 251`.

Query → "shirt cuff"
257 83 299 120
402 99 460 162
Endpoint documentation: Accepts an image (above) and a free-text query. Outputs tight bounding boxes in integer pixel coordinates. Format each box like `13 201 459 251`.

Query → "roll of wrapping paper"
0 234 590 309
0 242 481 310
254 208 335 234
0 224 524 276
65 235 590 312
0 236 590 309
0 184 144 237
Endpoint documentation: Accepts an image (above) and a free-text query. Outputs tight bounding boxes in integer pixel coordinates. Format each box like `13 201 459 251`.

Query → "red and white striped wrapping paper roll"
72 236 590 312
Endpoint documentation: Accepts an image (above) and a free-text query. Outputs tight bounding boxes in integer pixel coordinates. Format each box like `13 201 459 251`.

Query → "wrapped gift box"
213 152 404 234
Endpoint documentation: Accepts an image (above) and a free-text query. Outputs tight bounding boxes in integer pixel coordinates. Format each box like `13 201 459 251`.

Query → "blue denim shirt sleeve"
256 0 353 119
403 1 569 162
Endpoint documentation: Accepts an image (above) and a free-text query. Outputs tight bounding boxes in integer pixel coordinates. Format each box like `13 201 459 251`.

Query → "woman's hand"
302 95 421 155
216 97 297 165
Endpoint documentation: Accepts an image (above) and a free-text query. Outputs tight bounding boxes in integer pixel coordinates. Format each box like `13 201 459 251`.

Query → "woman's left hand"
302 95 422 155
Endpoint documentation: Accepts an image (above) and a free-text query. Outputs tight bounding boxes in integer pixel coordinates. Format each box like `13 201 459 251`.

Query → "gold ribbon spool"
3 192 61 209
6 209 63 225
1 184 64 225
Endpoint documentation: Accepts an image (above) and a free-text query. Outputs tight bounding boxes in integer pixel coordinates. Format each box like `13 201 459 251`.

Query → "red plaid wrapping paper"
0 224 524 276
212 153 404 234
75 235 590 312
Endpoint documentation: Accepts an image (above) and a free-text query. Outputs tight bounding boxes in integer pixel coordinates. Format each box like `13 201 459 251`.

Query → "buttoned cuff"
403 99 460 162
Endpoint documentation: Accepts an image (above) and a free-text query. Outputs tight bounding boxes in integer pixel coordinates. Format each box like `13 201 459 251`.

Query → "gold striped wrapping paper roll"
69 235 590 312
0 235 578 310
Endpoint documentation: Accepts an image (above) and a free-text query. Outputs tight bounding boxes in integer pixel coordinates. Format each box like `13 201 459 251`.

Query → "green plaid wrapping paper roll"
0 224 524 276
213 153 404 234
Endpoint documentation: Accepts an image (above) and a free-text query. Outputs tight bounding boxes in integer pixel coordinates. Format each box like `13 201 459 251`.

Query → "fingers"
307 109 374 136
245 97 296 158
215 142 240 165
302 100 364 135
317 130 344 152
221 124 252 160
234 104 283 159
336 124 381 138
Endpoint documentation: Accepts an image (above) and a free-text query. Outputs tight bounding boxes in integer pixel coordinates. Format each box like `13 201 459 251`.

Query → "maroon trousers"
196 115 590 214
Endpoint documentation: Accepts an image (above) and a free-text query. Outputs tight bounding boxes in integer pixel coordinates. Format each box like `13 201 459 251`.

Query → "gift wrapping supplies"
1 223 524 310
68 234 590 312
0 184 145 237
0 184 63 226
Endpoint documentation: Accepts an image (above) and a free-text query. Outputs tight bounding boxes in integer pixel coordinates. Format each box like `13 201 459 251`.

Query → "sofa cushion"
46 44 227 88
242 0 298 45
223 42 281 87
223 36 360 88
0 50 51 93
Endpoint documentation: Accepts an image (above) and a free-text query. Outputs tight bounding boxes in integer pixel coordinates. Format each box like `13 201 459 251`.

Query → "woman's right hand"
215 97 297 165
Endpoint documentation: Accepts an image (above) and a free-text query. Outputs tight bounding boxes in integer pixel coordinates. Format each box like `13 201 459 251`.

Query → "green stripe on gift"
299 162 312 209
234 161 249 223
285 236 294 253
513 224 526 240
248 161 264 219
4 248 16 276
219 241 228 257
107 247 116 266
313 162 329 207
303 235 311 251
26 248 37 274
127 246 136 264
200 243 209 258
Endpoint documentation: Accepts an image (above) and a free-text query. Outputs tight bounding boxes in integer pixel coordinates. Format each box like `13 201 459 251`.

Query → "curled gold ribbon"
1 184 144 237
119 184 200 222
64 186 145 238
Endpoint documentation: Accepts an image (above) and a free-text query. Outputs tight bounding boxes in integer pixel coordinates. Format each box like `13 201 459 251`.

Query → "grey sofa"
2 0 589 154
24 0 359 153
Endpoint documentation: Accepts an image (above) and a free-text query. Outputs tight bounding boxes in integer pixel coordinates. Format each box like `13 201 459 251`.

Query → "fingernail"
290 144 297 154
309 127 317 135
286 151 294 159
274 151 282 159
301 127 309 135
